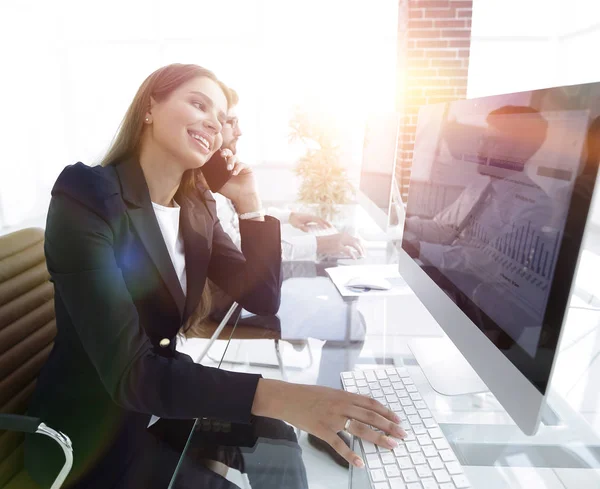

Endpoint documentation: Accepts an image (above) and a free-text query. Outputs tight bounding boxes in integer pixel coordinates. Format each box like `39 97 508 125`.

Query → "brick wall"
396 0 473 200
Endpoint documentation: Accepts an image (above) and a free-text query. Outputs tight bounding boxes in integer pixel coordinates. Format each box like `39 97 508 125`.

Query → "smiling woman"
24 63 403 489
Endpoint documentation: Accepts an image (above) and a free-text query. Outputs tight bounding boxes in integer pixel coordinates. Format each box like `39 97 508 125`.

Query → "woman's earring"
145 117 150 123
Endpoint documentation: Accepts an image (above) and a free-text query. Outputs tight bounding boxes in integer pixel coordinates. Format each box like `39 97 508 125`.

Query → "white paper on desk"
325 264 412 297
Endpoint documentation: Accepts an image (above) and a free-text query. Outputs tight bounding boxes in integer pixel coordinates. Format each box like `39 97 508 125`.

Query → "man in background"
212 89 365 261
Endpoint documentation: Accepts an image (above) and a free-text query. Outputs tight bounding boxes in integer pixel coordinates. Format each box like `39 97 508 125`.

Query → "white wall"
468 0 600 227
0 0 398 232
468 0 600 97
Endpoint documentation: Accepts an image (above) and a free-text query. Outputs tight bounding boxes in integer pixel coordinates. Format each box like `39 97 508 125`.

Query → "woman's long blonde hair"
101 63 232 337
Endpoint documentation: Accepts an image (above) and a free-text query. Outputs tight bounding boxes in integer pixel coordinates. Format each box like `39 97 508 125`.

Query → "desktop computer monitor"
397 81 600 435
357 113 401 230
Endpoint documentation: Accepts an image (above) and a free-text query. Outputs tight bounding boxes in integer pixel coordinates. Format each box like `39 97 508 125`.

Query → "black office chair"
0 228 72 489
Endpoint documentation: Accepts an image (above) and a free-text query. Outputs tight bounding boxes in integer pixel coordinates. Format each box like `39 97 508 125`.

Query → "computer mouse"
345 276 392 291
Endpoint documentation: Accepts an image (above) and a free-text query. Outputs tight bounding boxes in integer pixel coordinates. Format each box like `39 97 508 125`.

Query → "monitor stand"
408 337 489 396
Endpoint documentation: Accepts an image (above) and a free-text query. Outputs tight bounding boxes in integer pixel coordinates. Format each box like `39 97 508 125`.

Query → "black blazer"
25 159 282 488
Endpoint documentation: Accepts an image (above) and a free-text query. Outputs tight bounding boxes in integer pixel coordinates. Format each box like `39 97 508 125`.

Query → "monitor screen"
402 83 600 393
359 113 400 227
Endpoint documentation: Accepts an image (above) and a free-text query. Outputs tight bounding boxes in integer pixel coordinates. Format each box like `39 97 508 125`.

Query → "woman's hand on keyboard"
251 379 406 468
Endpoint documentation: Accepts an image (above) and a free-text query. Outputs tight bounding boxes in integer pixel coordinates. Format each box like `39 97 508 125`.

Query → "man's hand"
316 232 365 259
289 212 332 232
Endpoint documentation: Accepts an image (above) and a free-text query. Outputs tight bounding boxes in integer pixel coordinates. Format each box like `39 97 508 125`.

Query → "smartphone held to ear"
201 151 233 192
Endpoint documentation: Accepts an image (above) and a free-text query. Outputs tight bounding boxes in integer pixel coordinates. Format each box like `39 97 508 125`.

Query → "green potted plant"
289 106 355 221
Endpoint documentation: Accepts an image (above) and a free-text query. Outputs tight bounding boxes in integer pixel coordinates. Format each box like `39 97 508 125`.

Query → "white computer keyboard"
341 368 471 489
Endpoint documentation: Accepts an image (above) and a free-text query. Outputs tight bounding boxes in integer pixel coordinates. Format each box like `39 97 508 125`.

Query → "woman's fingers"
347 405 406 439
229 158 248 176
321 430 364 468
346 419 400 450
350 393 403 425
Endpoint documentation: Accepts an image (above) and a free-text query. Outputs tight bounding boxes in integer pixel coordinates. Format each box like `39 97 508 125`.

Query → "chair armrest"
0 414 73 489
0 414 41 433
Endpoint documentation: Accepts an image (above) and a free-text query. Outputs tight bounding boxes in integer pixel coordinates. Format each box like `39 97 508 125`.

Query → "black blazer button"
159 338 171 348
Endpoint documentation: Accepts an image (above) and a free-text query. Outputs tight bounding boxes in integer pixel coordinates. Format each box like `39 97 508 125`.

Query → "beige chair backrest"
0 228 56 487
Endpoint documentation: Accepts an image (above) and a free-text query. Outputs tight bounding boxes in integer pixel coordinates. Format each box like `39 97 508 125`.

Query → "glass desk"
169 249 600 489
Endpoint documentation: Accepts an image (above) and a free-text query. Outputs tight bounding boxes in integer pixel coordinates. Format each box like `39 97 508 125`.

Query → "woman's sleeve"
45 193 261 423
207 213 283 316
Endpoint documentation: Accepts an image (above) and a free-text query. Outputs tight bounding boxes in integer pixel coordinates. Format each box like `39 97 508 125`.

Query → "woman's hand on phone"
251 379 406 468
217 151 262 215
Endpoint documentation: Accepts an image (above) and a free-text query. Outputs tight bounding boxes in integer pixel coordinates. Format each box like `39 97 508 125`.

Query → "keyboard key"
393 445 408 457
408 415 421 424
380 379 391 387
389 375 400 383
439 449 456 462
347 386 358 393
452 474 471 488
385 464 401 478
407 483 423 489
428 428 443 439
423 445 437 457
411 453 426 465
422 478 439 489
355 371 365 379
381 452 396 465
440 484 454 489
417 434 433 446
402 398 413 407
398 390 409 398
414 400 427 409
416 465 433 478
378 444 392 453
397 368 410 377
386 395 398 403
357 379 368 387
389 479 406 489
374 483 390 489
406 385 418 393
371 468 386 482
404 406 417 416
376 370 387 379
423 418 437 428
433 469 451 483
401 469 419 483
392 382 403 390
366 454 382 468
366 371 377 382
390 402 402 411
342 372 353 379
403 378 415 385
406 441 420 453
369 382 380 390
418 409 432 418
343 378 356 386
413 424 427 435
397 456 412 469
383 387 394 395
359 387 370 395
362 440 377 453
403 431 416 441
373 390 384 398
428 457 444 470
434 438 450 450
411 394 424 402
445 461 463 475
386 367 397 375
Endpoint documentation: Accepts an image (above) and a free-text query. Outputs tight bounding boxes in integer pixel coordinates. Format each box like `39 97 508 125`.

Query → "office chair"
0 228 72 489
